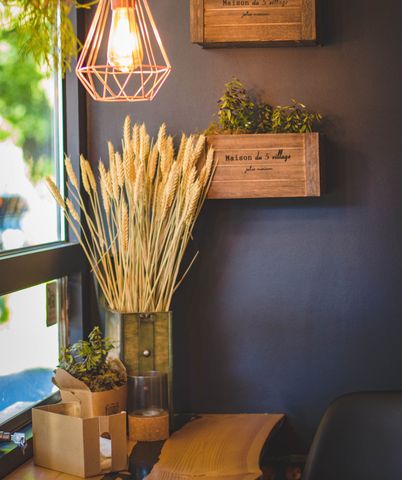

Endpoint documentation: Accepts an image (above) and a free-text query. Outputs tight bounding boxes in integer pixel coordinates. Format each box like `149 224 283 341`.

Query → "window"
0 25 64 252
0 280 65 425
0 8 67 432
0 6 88 476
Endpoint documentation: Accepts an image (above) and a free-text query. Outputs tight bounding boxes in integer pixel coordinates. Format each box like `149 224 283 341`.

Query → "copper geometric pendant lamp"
76 0 171 102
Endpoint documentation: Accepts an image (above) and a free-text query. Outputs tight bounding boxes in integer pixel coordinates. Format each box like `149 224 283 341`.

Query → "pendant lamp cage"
76 0 171 102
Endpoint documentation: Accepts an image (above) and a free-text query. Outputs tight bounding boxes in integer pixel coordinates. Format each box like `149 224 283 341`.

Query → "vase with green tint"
102 309 173 414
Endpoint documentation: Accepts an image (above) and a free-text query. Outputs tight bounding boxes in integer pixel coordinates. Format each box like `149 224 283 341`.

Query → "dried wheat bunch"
46 117 215 313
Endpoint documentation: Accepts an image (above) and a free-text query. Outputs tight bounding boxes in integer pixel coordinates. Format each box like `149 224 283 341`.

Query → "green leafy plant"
58 326 127 392
206 78 322 135
271 100 322 133
216 78 255 134
0 29 52 165
0 0 97 75
0 298 10 325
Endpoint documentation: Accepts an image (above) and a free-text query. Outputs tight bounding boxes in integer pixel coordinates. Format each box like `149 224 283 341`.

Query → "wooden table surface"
5 460 99 480
4 441 137 480
4 414 299 480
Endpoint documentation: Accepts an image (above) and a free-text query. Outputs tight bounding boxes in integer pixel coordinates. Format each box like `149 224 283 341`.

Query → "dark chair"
302 392 402 480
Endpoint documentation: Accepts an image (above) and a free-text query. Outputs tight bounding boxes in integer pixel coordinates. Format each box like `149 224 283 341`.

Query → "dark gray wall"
85 0 402 442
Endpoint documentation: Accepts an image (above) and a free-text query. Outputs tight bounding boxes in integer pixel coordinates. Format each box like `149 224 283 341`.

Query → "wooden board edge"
190 0 205 44
197 40 318 48
207 190 308 200
301 0 317 41
304 133 320 197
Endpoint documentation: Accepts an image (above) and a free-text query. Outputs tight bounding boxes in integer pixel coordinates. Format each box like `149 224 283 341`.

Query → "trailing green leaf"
0 0 98 76
0 298 10 325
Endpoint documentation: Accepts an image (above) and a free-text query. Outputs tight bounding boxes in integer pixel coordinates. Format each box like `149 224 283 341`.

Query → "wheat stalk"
46 116 216 313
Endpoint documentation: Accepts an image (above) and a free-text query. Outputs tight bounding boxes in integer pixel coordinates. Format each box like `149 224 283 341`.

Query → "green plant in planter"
58 326 126 392
216 78 256 134
271 100 322 133
0 0 97 75
205 78 322 135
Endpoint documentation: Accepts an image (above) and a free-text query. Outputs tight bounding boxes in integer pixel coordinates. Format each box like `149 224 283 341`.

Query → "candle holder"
128 371 169 441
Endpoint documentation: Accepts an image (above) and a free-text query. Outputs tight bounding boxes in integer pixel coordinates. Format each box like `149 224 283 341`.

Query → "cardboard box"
32 402 127 478
54 367 127 417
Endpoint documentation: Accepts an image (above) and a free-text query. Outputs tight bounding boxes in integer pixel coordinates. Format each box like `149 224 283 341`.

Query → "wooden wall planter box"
207 133 320 199
190 0 317 47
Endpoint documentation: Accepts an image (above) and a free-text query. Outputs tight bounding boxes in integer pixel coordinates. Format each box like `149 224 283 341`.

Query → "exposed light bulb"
107 1 144 72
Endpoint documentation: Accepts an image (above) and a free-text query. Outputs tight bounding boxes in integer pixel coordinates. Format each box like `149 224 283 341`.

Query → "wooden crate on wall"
207 133 320 199
190 0 317 47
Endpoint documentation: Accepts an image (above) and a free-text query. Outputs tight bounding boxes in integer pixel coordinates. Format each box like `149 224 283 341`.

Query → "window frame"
0 7 90 477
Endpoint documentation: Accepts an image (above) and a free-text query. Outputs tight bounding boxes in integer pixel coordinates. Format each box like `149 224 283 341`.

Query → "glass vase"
127 371 170 441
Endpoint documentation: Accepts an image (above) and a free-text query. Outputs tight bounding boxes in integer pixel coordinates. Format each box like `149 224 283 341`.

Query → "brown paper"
59 384 127 418
53 360 127 417
146 413 284 480
32 402 127 478
54 368 92 391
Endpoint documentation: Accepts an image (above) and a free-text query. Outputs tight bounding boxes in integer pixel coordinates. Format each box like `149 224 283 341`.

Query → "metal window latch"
0 431 27 454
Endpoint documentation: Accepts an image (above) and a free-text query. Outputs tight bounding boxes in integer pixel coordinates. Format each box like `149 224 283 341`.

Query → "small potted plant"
205 78 322 199
53 327 127 417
